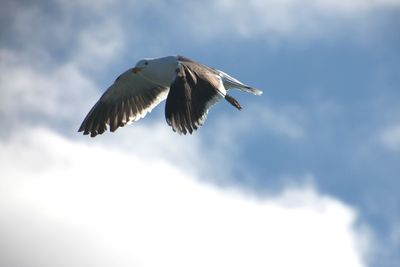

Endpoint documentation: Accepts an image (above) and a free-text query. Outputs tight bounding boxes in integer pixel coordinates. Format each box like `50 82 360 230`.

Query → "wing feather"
165 63 224 135
78 68 169 137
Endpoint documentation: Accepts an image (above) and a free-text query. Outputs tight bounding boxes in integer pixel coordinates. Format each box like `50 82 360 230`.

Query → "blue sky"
1 0 399 266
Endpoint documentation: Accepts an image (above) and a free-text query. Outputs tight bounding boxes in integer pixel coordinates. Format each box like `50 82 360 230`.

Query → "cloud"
72 19 125 72
157 0 400 42
0 2 395 265
0 50 98 131
0 127 370 267
3 0 398 61
379 124 400 151
0 0 125 131
1 0 397 131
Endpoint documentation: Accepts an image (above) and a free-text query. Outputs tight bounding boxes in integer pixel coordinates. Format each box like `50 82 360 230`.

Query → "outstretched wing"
165 62 225 135
78 68 169 137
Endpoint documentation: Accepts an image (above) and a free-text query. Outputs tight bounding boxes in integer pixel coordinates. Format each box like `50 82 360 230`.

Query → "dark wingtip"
77 124 85 133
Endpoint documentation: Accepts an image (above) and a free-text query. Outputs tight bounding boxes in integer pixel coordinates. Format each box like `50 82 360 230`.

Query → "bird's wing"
78 68 169 137
165 62 224 135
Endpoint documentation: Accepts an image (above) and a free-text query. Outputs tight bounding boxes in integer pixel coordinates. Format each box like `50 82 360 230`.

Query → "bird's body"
79 55 262 136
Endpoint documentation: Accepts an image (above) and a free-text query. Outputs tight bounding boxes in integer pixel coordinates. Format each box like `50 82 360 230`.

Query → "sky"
0 0 399 266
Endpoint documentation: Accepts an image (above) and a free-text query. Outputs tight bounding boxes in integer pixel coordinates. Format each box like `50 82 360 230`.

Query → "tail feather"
219 70 263 96
237 85 263 96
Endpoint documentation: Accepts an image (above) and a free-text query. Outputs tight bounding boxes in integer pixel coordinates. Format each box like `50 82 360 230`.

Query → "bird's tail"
235 84 263 96
219 70 263 96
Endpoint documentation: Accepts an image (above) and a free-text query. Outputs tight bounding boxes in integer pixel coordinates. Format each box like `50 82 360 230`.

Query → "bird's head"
131 56 179 86
132 59 150 74
133 56 178 74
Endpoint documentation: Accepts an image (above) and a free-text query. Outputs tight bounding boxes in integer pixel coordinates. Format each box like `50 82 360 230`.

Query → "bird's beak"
132 67 143 74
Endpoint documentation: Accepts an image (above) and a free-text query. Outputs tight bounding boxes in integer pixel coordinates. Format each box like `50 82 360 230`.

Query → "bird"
78 55 262 137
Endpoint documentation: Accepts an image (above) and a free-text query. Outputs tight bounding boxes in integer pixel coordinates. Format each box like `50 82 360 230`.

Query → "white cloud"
0 2 394 265
164 0 400 42
73 19 125 72
380 124 400 151
0 0 127 129
0 127 370 267
0 0 126 129
1 0 397 130
4 0 398 63
0 50 97 127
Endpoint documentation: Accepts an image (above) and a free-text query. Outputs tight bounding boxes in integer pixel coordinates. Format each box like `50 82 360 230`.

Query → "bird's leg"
225 94 242 110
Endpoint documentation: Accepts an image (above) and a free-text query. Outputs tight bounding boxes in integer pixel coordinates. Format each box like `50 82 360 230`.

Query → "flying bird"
78 55 262 136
